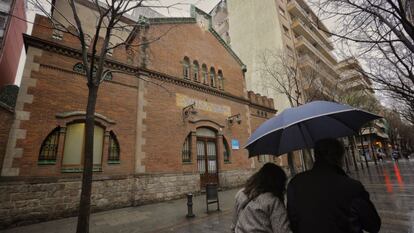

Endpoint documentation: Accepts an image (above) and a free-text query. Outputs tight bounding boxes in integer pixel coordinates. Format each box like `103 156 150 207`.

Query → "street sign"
231 139 239 150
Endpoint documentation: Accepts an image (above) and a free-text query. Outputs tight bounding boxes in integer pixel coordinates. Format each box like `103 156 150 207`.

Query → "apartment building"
211 0 341 110
287 0 341 100
0 0 27 87
337 57 374 95
337 58 390 160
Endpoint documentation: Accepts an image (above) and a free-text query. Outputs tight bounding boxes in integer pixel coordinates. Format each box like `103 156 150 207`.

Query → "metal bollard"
186 193 195 218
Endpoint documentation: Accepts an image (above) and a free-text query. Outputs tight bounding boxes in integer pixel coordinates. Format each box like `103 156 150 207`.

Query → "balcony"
287 0 332 47
291 18 335 62
295 36 338 75
298 54 338 86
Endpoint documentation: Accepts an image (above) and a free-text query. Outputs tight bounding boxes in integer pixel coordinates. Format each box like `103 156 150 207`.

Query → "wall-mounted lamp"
182 103 197 121
227 113 241 125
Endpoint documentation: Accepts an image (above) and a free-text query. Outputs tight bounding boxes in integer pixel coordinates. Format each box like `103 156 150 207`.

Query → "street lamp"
227 113 241 125
182 103 197 121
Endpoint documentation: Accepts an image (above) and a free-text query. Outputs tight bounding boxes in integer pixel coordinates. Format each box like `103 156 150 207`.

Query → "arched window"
73 62 86 74
38 127 60 164
202 64 208 85
193 60 199 82
183 57 190 79
210 67 216 87
223 137 230 163
62 123 104 171
108 131 120 163
182 134 191 163
217 70 224 90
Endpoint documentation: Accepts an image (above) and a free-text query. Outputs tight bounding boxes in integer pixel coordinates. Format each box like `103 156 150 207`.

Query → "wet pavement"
159 160 414 233
2 160 414 233
352 160 414 233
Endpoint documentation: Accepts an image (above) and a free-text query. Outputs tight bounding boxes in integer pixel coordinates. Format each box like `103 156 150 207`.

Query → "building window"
62 123 104 172
38 127 60 164
217 70 224 90
183 56 190 79
108 131 120 163
193 60 199 82
52 24 64 40
223 137 230 163
73 63 112 81
202 64 208 85
210 67 216 87
182 134 191 163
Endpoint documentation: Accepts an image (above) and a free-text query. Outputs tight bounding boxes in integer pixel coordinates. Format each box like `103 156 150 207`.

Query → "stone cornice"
23 34 276 113
56 111 116 124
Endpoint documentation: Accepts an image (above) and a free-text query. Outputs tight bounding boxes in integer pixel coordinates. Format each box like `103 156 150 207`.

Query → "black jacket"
287 161 381 233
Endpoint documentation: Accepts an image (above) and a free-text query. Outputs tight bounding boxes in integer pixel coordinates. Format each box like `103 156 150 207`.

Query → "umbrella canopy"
245 101 381 157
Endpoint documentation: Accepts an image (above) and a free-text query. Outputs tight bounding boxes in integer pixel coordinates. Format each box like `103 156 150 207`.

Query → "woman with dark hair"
231 163 292 233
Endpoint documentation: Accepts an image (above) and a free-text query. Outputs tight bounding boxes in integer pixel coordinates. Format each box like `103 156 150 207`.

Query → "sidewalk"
1 189 239 233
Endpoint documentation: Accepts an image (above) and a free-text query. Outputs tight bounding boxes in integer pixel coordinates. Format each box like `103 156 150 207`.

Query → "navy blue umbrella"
245 101 381 157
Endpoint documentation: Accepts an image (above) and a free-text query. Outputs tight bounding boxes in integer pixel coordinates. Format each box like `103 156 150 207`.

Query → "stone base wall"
219 169 255 188
134 173 200 205
0 172 200 229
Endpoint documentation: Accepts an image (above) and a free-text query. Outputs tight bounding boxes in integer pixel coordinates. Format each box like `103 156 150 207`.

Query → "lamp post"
227 113 241 125
182 103 197 122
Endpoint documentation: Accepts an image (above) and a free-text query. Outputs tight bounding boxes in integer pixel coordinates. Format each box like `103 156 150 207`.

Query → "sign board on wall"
231 139 240 150
176 93 231 116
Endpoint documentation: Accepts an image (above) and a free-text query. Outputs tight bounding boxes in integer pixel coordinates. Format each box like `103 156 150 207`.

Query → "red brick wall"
143 79 252 173
0 105 13 171
11 14 275 177
138 23 246 98
14 50 139 177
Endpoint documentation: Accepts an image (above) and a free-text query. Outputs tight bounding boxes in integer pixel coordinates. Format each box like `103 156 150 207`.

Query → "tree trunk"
358 132 369 168
368 126 378 165
349 136 358 171
288 152 295 176
76 85 99 233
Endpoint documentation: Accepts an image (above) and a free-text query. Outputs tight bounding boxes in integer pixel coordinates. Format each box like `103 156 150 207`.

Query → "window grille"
193 61 199 82
38 127 60 164
182 134 191 163
183 57 190 79
217 70 224 90
108 131 120 163
210 67 216 87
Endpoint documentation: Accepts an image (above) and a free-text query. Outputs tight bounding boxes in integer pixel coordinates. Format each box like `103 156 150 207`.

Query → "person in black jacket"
287 138 381 233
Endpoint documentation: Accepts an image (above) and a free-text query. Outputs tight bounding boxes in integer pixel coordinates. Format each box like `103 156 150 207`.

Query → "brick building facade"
0 3 276 228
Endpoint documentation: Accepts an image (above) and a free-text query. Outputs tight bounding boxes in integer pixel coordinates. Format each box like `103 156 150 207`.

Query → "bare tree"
257 49 326 173
311 0 414 124
28 1 177 232
258 49 323 107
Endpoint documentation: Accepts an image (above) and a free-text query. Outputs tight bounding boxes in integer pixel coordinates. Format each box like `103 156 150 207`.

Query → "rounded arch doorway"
196 127 219 187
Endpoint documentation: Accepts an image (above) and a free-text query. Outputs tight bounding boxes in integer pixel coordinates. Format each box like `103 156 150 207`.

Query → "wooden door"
197 137 218 187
